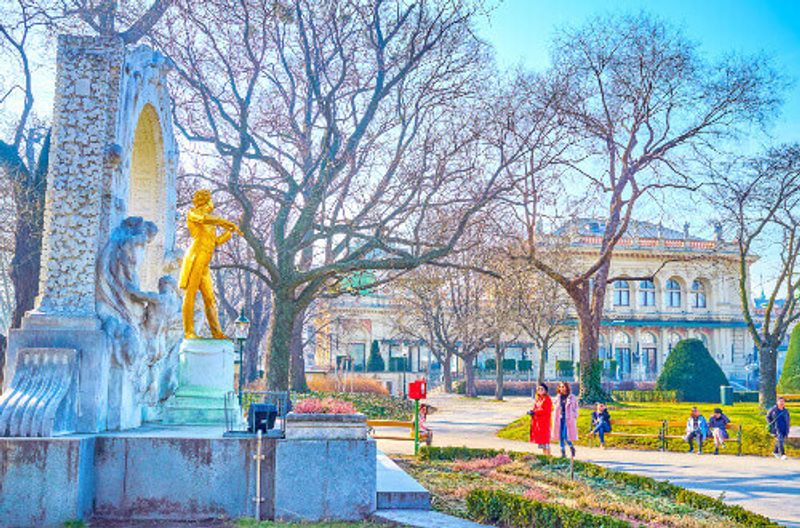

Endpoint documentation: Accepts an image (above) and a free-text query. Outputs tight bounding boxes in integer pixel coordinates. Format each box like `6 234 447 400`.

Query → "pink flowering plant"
294 397 357 414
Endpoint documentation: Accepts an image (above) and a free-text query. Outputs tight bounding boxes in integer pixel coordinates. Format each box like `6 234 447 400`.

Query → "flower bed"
401 447 778 527
297 391 413 421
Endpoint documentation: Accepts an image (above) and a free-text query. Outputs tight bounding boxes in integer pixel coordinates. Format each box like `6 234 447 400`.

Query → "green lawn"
497 401 799 457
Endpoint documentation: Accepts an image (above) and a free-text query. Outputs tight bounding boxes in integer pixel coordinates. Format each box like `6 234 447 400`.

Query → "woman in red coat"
529 382 552 456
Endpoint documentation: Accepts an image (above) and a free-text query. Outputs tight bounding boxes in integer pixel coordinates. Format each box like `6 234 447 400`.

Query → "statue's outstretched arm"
188 210 238 231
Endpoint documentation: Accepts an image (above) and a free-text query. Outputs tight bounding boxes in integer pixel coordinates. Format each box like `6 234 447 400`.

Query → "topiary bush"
366 340 385 372
778 324 800 393
656 338 728 403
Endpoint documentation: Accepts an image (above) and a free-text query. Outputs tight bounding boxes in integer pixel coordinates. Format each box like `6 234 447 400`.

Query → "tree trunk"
464 357 477 397
575 300 609 404
538 345 547 384
9 175 46 329
494 346 504 401
442 351 453 393
759 343 778 410
289 307 309 392
266 288 295 390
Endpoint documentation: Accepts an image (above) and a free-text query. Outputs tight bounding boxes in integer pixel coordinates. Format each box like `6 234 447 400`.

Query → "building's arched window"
613 280 630 306
666 278 682 308
639 280 656 307
691 280 707 308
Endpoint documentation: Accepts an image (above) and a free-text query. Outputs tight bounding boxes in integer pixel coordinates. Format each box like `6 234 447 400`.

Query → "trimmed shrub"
466 489 632 528
518 359 532 371
502 358 517 371
555 360 574 378
612 390 680 402
454 380 578 396
734 391 760 403
656 339 728 403
484 358 497 370
778 324 800 393
420 445 521 461
367 340 385 372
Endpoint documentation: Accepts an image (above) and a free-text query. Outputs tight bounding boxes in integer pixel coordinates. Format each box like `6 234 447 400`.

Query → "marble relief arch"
0 37 182 435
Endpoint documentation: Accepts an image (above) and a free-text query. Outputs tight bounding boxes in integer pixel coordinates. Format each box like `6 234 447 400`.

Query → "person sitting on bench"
708 408 730 455
589 402 612 448
684 406 709 454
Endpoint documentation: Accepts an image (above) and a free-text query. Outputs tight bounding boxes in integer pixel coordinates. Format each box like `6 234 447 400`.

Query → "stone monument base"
0 426 379 527
162 339 242 426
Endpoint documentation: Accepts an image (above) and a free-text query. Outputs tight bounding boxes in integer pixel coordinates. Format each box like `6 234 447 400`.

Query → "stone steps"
373 509 488 528
376 452 430 510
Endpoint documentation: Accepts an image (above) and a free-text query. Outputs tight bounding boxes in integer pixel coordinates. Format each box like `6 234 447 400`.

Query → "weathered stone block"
274 438 376 521
285 413 368 440
92 434 274 522
0 436 96 528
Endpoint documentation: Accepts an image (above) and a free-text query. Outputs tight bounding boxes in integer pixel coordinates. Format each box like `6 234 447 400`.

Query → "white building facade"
312 220 756 386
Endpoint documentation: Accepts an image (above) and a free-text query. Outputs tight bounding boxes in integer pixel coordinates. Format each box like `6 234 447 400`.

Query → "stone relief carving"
96 216 182 405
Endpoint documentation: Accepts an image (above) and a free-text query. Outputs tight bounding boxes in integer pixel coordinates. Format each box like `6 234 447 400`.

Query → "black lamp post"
233 309 251 406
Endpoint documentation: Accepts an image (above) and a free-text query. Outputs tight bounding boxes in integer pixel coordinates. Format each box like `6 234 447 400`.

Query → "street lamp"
233 309 251 406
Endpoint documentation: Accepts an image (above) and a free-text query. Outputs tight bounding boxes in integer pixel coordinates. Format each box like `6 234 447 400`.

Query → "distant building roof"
555 218 708 241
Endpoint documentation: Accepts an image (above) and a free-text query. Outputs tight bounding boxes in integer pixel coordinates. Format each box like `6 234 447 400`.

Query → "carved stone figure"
179 189 240 339
96 216 181 407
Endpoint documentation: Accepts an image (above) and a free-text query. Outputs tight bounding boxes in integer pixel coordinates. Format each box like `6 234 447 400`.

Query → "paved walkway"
376 394 800 528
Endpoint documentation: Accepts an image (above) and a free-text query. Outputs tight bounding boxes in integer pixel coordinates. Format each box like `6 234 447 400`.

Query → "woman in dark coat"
529 383 552 456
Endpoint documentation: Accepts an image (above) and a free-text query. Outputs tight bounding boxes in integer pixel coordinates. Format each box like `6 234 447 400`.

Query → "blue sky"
477 0 800 144
476 1 800 293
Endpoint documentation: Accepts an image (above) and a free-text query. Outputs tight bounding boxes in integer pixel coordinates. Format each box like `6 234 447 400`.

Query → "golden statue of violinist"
179 189 241 339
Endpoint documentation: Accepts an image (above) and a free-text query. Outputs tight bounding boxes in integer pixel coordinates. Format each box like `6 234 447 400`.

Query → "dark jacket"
767 406 791 436
591 409 611 432
708 413 730 430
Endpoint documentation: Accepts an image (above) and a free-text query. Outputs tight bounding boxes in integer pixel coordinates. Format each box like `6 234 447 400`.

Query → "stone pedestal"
163 339 241 425
284 413 368 440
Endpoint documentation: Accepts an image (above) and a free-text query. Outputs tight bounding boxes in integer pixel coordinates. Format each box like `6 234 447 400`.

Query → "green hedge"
466 489 631 528
734 391 760 403
518 359 533 371
502 358 517 371
779 324 800 393
484 358 497 370
555 360 574 377
611 390 681 402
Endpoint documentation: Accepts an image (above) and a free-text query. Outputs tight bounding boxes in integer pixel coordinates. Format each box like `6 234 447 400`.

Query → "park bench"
588 419 667 451
662 421 743 456
783 394 800 403
367 419 433 446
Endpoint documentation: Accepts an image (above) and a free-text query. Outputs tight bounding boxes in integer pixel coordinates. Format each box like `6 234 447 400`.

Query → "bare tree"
391 272 456 392
709 145 800 409
157 0 528 390
0 1 52 333
513 14 782 403
502 261 571 384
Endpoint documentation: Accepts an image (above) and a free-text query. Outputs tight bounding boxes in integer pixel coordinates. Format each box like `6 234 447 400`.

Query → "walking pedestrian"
528 383 552 456
684 406 709 454
551 381 578 458
767 396 791 460
590 402 612 449
708 408 730 455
